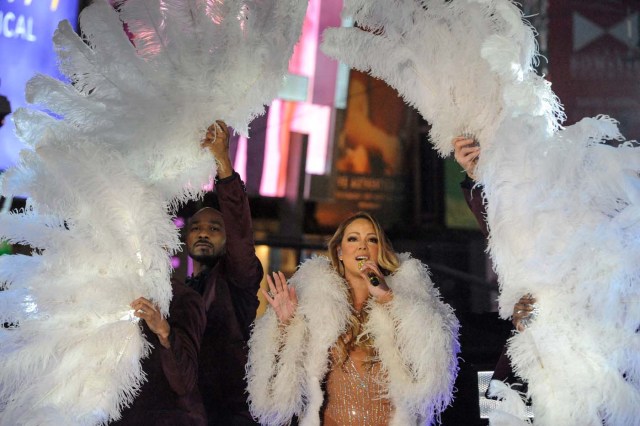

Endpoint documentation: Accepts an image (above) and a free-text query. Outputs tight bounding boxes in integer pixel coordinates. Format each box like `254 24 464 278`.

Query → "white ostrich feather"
322 0 640 425
486 380 530 426
0 0 306 424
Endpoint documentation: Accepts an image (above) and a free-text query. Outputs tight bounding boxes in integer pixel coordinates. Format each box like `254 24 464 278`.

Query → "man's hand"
512 294 537 332
131 297 171 348
452 136 480 180
202 120 233 179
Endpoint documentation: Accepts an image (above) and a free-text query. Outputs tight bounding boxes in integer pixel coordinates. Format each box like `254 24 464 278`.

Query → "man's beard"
191 253 221 270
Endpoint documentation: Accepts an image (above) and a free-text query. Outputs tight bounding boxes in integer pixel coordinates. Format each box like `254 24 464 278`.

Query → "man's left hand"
131 297 171 348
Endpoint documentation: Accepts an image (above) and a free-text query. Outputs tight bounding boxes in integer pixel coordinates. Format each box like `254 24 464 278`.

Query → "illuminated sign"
1 10 36 41
229 0 343 197
0 0 78 171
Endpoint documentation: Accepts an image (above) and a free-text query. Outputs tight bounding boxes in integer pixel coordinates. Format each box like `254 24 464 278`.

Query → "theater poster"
314 69 415 231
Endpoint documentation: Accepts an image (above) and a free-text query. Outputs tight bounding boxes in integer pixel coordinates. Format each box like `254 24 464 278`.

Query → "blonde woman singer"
246 212 460 426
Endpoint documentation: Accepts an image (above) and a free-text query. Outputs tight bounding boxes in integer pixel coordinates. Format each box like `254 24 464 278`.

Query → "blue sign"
0 0 79 171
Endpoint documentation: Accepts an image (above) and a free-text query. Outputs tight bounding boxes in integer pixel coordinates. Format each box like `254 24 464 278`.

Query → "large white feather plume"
0 0 306 424
322 0 640 425
322 0 562 157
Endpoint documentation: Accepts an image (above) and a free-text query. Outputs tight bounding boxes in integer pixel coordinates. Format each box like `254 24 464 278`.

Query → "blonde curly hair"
326 212 399 367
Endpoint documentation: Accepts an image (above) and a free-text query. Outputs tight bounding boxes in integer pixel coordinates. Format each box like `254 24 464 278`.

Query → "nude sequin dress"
323 347 393 425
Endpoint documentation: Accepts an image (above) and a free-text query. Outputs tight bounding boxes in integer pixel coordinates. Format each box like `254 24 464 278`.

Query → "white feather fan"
0 0 306 424
321 0 640 425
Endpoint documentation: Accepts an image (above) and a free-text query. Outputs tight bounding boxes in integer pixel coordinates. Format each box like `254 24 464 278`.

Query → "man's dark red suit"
195 172 263 424
113 280 207 425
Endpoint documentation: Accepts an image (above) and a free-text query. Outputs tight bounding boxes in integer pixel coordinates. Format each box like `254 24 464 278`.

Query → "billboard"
327 69 412 228
548 0 640 138
0 0 79 170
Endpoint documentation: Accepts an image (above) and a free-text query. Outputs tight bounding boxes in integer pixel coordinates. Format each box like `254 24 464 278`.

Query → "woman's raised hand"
262 271 298 326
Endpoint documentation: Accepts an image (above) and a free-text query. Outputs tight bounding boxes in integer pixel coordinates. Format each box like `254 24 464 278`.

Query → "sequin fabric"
323 347 393 425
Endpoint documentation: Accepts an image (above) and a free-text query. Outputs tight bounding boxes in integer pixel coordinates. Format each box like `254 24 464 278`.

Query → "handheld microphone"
357 257 380 286
367 272 380 286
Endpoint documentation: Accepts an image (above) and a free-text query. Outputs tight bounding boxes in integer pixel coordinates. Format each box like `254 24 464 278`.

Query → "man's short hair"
177 191 220 221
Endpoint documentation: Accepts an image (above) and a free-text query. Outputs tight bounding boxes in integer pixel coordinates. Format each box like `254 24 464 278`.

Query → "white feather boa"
0 0 306 424
246 254 460 426
321 0 640 425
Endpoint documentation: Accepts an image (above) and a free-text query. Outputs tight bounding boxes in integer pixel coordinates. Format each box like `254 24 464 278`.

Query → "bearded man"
186 121 263 426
